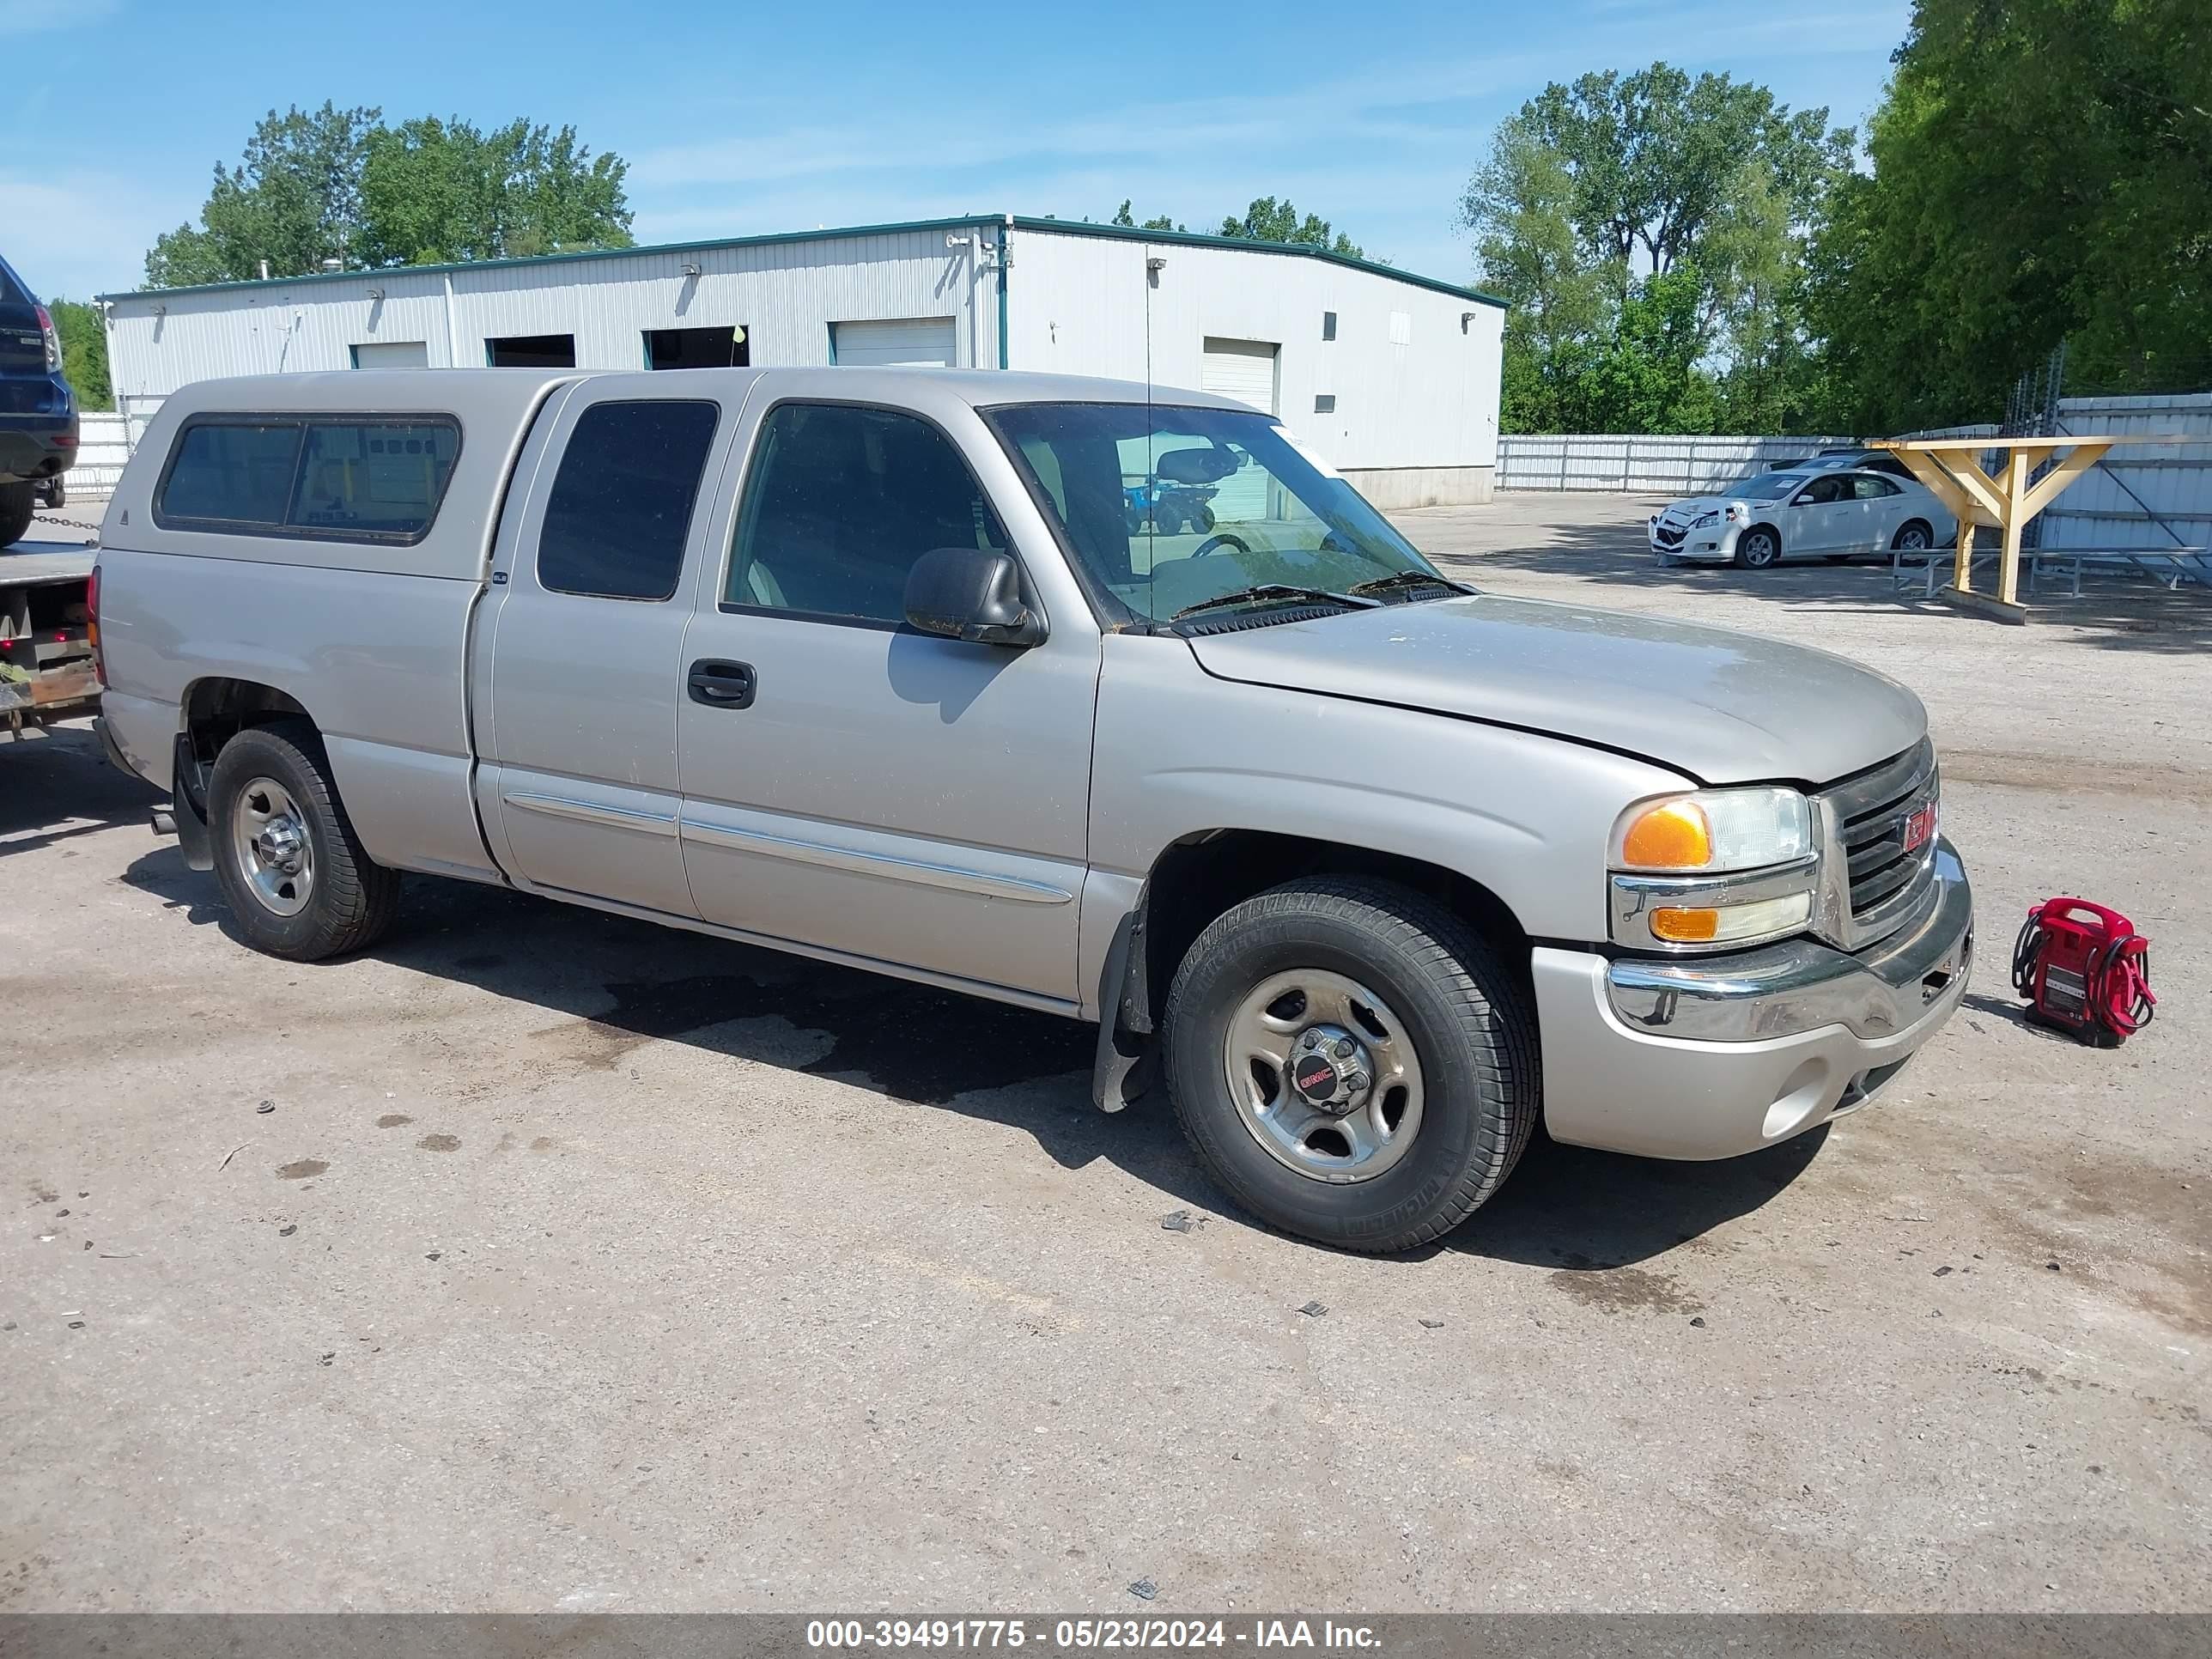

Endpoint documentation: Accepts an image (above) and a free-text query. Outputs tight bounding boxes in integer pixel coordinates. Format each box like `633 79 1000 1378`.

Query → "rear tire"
207 720 400 961
0 482 34 548
1162 876 1540 1254
1893 520 1934 552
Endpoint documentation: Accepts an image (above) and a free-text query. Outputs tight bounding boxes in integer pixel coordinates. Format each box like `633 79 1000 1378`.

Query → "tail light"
34 304 61 374
88 564 105 687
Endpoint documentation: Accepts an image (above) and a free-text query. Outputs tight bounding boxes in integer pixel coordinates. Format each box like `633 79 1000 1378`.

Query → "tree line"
143 101 633 287
1462 0 2206 435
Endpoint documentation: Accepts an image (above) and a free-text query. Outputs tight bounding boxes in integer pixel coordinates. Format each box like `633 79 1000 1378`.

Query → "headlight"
1691 511 1718 528
1608 787 1820 951
1612 787 1814 873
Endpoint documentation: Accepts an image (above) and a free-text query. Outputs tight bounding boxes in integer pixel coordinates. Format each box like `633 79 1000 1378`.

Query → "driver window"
726 402 1009 626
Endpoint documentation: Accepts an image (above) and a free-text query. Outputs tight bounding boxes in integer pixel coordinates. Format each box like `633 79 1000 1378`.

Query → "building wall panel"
1008 227 1501 474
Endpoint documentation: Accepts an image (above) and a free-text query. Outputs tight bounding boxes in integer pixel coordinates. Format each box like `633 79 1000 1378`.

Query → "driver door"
673 394 1100 1002
1784 474 1852 554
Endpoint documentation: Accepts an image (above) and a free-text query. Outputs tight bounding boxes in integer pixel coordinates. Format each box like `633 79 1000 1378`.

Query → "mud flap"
170 732 215 872
1090 901 1158 1112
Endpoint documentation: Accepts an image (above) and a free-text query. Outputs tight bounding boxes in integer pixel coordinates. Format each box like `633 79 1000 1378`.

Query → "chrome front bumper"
1530 841 1973 1160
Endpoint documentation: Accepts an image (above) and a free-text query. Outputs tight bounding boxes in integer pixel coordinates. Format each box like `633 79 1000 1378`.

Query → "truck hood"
1183 592 1926 786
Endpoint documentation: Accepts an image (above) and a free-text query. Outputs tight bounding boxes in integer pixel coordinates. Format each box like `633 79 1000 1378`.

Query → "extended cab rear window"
154 416 461 544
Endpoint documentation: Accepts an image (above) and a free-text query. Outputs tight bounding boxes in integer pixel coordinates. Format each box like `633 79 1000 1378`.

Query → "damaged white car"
1649 467 1956 570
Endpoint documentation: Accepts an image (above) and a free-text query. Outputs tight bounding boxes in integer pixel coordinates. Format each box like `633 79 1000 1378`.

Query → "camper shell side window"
153 413 464 547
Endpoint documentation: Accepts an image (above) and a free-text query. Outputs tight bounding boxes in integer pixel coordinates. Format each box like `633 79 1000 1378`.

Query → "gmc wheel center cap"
1289 1025 1370 1115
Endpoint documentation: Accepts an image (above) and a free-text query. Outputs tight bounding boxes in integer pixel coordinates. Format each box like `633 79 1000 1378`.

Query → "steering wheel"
1190 532 1250 559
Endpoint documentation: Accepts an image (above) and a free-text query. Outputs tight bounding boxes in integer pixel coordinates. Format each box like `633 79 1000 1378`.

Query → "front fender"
1088 635 1694 946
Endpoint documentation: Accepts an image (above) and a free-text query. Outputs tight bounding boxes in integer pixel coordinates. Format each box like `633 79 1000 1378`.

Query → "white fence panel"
61 402 161 501
2040 394 2212 554
1497 434 1853 494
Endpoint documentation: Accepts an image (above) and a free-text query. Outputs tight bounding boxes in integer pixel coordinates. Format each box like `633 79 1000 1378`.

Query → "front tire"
1162 877 1540 1253
0 482 34 548
207 720 400 961
1734 526 1781 569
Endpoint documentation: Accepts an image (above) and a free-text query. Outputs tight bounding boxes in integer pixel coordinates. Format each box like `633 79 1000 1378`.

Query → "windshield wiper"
1346 569 1473 600
1170 584 1381 623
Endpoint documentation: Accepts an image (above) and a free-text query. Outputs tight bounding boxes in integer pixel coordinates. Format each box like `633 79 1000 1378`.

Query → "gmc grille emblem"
1902 804 1936 854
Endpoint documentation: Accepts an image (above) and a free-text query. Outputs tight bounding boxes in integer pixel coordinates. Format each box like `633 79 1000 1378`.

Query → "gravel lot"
3 499 2207 1613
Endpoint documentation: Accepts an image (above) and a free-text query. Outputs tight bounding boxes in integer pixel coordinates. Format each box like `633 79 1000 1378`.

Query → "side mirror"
904 548 1046 648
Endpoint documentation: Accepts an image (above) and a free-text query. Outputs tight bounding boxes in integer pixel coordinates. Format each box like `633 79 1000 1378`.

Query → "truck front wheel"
207 720 400 961
1162 877 1540 1253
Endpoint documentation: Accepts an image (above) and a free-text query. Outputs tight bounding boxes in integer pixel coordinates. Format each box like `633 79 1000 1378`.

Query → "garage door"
831 317 957 368
352 340 429 368
1199 338 1279 520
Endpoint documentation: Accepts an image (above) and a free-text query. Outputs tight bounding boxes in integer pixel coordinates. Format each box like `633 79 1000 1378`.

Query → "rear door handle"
687 659 757 709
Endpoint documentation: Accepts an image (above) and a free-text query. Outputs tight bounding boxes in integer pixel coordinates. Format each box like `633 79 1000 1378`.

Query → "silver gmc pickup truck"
94 368 1972 1252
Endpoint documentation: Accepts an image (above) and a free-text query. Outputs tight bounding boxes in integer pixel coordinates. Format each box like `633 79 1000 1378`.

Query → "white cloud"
0 169 181 298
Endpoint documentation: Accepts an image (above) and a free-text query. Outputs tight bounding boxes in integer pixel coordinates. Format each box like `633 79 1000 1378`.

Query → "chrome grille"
1815 739 1941 948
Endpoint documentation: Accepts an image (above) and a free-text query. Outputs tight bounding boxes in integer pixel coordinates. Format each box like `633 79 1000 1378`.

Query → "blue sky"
3 0 1908 301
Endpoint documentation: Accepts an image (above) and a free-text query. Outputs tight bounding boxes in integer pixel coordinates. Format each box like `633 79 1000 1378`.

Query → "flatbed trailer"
1 543 99 739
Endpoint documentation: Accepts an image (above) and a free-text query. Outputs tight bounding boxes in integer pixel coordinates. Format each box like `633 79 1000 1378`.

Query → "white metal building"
97 215 1507 507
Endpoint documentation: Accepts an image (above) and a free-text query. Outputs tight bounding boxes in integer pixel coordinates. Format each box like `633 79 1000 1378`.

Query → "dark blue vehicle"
0 251 77 548
1122 472 1218 536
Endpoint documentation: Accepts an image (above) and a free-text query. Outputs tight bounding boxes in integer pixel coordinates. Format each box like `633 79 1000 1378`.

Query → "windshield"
1734 472 1808 501
984 402 1450 625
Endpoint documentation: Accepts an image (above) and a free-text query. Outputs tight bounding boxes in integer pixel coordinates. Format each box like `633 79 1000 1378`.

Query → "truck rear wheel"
0 482 34 548
207 720 399 961
1162 876 1539 1253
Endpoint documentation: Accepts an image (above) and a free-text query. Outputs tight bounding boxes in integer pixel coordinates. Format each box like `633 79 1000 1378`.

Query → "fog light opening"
1759 1059 1832 1142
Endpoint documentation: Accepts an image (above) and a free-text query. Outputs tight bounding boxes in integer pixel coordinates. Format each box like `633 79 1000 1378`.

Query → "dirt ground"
3 499 2206 1613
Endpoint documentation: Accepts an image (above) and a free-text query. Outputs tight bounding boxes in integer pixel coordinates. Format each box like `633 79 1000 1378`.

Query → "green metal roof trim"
1008 217 1506 308
99 212 1507 310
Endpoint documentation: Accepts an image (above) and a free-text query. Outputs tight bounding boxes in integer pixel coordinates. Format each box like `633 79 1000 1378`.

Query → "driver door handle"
687 659 757 709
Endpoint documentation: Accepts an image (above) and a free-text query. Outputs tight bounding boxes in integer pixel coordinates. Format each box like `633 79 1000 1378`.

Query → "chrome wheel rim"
1222 969 1425 1184
1897 526 1929 550
229 776 313 917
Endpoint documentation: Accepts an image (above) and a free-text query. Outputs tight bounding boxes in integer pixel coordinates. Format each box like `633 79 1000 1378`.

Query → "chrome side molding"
679 815 1073 906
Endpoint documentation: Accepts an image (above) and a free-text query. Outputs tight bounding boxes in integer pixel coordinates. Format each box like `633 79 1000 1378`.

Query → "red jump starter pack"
2011 897 2155 1047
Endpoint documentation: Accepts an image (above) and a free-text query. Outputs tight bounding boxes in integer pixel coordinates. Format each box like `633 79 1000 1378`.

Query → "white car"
1648 468 1956 570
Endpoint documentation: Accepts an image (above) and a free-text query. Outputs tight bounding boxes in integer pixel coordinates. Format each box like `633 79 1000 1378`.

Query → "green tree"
357 117 632 265
147 102 380 287
46 300 111 410
1807 0 2211 430
1576 267 1720 433
1462 62 1852 433
1513 65 1848 295
1462 124 1615 431
1110 199 1187 232
143 105 632 286
1218 196 1364 258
